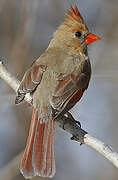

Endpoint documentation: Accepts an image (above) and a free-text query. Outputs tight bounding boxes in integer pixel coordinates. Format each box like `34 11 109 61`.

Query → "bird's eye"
75 31 82 38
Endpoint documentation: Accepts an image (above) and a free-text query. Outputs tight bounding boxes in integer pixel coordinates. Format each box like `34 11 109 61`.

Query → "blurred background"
0 0 118 179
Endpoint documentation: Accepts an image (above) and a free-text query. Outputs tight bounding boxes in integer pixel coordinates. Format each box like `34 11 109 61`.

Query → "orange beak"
85 34 100 45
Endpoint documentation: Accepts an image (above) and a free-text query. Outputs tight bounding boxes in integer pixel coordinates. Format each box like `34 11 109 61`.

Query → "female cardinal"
15 4 100 178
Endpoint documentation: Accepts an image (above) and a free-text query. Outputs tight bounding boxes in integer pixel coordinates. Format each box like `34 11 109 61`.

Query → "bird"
15 4 100 179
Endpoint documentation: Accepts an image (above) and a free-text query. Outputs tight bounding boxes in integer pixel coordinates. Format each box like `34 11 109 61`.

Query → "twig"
0 60 118 179
57 116 118 168
0 60 32 104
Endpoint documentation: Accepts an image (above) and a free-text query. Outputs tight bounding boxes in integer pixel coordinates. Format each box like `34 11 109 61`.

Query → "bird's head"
50 4 100 54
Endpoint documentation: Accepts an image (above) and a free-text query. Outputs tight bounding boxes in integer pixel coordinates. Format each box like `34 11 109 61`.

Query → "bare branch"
0 60 118 179
57 116 118 168
0 60 32 104
0 60 19 92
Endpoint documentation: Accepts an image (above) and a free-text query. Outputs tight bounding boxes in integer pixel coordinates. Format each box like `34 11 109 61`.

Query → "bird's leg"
66 112 81 128
66 112 83 145
61 116 69 130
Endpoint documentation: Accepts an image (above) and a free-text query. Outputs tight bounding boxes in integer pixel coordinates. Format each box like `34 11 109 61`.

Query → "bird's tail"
20 108 55 178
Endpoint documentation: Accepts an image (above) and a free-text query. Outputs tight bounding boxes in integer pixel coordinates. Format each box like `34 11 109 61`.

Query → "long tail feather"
20 108 55 178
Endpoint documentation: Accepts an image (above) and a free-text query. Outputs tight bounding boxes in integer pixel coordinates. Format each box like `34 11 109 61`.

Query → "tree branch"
0 60 118 179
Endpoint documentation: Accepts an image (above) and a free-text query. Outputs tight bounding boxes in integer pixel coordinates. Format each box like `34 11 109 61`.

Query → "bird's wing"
15 62 47 104
51 59 91 118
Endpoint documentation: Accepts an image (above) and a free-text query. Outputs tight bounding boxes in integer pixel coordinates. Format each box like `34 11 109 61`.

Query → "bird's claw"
66 112 81 128
71 135 84 145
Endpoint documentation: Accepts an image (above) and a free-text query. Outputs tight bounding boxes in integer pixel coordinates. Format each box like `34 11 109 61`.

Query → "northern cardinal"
15 4 100 178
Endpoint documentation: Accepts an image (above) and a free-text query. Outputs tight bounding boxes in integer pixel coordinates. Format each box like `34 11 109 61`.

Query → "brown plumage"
15 4 100 178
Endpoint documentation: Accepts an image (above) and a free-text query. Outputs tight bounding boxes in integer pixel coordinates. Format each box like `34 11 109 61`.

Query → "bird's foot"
71 135 83 145
62 118 68 130
66 112 81 128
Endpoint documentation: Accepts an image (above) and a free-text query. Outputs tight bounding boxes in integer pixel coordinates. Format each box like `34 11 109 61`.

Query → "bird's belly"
33 70 57 109
32 70 57 123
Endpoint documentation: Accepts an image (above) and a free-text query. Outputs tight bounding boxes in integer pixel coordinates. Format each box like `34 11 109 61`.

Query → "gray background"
0 0 118 179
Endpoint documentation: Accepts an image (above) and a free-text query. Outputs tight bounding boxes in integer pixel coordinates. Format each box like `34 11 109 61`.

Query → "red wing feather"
15 64 47 104
51 74 85 110
51 72 90 119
